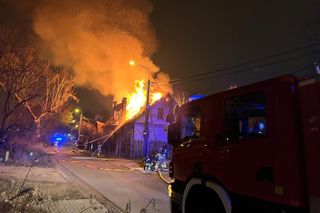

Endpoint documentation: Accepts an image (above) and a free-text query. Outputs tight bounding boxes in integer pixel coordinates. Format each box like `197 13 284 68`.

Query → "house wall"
101 122 134 158
100 97 175 159
132 99 173 158
134 99 171 125
133 122 167 142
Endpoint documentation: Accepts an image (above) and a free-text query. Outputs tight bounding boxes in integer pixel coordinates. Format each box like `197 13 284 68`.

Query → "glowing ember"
125 80 162 120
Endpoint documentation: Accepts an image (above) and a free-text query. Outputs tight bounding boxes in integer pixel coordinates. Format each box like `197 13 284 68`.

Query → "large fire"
126 80 162 120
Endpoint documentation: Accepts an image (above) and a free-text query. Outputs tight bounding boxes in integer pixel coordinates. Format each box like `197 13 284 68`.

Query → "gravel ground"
0 165 99 213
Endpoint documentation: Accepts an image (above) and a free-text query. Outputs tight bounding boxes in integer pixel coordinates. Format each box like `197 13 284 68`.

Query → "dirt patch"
0 165 67 183
0 177 89 213
0 163 91 213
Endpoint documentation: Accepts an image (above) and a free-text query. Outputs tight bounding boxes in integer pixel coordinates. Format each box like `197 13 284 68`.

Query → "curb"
52 157 125 213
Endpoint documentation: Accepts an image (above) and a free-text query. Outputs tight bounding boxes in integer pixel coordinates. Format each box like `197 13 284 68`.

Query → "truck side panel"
299 79 320 211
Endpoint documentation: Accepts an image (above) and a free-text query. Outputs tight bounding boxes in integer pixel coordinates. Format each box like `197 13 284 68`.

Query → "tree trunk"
35 119 41 143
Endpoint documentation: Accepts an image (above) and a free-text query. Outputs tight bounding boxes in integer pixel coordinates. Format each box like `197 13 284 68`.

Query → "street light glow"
75 108 81 113
129 60 135 66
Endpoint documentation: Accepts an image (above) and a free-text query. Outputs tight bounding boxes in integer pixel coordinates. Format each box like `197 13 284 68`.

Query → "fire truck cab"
168 75 320 213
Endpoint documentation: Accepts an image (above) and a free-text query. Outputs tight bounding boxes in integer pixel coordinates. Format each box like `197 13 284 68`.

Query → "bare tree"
171 92 188 106
0 27 77 143
0 31 40 143
61 110 75 125
16 67 77 141
80 118 98 143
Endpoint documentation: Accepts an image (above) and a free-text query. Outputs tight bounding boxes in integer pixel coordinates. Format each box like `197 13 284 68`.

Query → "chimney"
113 101 117 124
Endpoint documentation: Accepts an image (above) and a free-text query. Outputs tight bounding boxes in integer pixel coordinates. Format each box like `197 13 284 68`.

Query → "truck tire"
185 185 226 213
171 200 181 213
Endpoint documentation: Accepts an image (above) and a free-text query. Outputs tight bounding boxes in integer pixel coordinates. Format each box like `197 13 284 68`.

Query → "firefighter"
97 144 102 157
155 144 168 171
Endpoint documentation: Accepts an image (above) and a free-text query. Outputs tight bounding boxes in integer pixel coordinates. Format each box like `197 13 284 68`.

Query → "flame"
125 80 162 120
126 80 146 120
151 92 162 103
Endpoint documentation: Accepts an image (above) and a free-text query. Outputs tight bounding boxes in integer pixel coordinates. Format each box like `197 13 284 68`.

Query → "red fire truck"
167 75 320 213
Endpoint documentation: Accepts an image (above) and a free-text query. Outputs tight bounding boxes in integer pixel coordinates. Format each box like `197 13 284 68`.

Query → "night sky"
1 0 319 119
85 0 320 118
152 0 320 94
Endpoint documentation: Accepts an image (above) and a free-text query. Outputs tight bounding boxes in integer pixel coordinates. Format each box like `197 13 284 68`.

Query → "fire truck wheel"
171 200 181 213
185 185 226 213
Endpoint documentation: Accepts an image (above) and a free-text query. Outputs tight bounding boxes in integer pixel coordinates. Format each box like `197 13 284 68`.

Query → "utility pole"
143 79 151 158
129 60 153 158
78 112 83 143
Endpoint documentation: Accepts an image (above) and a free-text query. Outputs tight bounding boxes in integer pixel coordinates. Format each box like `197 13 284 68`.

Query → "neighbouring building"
98 95 176 159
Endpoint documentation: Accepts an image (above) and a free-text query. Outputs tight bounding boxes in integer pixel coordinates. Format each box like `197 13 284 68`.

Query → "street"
55 146 170 213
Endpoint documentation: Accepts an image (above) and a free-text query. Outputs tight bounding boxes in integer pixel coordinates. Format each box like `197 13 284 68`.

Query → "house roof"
103 93 176 137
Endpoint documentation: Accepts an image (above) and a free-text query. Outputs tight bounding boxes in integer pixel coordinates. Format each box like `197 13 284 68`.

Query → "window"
157 108 164 120
224 92 266 140
180 108 201 140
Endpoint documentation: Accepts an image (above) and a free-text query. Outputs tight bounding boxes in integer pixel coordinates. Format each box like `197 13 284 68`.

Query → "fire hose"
157 170 173 184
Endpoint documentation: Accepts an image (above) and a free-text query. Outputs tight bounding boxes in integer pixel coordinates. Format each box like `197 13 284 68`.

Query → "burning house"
97 95 176 159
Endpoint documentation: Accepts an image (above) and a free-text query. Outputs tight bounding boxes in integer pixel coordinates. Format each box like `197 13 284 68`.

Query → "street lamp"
129 60 151 158
129 60 135 66
73 108 83 145
129 60 152 72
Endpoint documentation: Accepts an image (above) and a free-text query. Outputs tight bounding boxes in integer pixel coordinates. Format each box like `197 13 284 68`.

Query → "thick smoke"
32 0 170 99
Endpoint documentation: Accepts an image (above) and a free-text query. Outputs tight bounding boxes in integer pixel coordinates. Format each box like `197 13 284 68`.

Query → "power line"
198 50 320 80
193 63 317 95
158 50 320 86
161 43 317 84
292 63 315 75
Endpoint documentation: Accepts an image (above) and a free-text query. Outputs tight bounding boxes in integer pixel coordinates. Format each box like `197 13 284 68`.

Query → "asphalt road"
55 146 170 213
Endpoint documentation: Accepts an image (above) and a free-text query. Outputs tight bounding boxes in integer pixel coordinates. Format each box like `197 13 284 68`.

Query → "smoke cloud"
31 0 170 100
